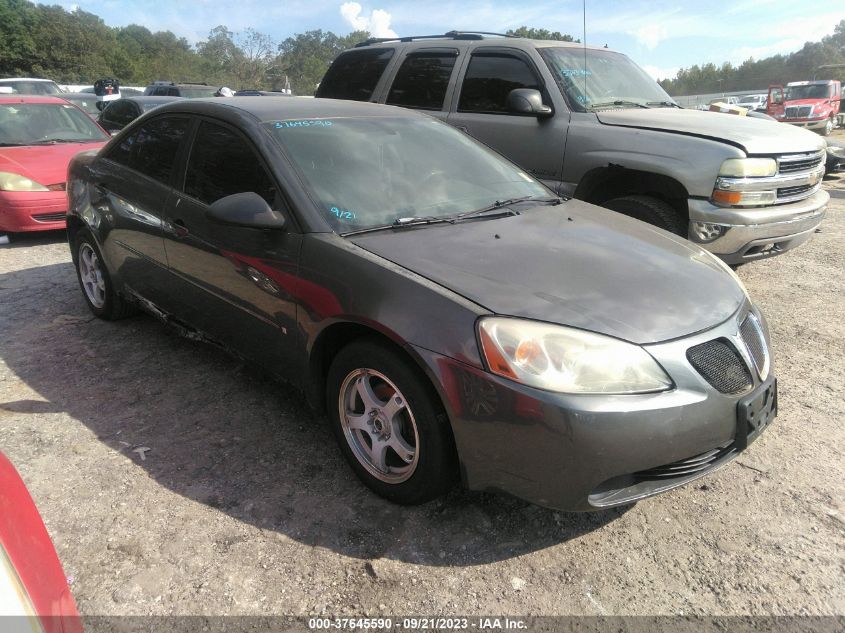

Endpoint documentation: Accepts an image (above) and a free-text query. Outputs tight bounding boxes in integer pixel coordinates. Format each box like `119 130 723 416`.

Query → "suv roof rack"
354 30 517 47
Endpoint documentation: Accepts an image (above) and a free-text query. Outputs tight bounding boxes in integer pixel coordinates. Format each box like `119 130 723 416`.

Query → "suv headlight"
718 158 777 178
478 317 673 394
0 171 49 192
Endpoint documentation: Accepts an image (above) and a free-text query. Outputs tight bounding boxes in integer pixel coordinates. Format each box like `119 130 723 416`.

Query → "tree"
276 29 369 95
506 27 578 42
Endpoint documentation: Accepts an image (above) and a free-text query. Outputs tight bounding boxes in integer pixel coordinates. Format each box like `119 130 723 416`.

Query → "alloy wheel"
78 243 106 308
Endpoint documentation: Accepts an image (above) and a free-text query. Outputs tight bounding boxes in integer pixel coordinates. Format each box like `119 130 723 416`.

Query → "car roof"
0 77 58 82
0 95 73 105
124 96 184 104
59 92 99 99
153 96 425 122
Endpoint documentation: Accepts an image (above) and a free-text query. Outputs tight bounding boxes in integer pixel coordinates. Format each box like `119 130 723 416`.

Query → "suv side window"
316 48 394 101
105 101 135 127
105 116 188 184
458 53 542 114
386 51 458 110
184 121 282 209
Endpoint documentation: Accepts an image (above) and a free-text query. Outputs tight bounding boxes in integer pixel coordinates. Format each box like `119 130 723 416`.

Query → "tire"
73 230 136 320
326 339 457 505
602 195 685 236
821 117 834 137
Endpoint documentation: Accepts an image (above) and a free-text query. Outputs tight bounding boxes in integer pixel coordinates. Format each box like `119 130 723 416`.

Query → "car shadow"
0 262 627 567
0 229 67 248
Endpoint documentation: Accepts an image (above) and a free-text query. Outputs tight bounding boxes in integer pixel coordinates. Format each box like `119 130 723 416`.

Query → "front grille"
777 151 825 174
785 105 812 118
777 183 814 199
687 338 752 394
740 315 767 378
32 212 66 222
633 442 736 481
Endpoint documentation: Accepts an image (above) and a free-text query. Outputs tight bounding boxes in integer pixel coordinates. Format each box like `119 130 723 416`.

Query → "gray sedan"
66 98 776 511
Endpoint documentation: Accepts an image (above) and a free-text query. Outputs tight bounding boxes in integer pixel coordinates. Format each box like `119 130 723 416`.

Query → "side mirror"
507 89 553 118
206 192 286 230
95 101 106 112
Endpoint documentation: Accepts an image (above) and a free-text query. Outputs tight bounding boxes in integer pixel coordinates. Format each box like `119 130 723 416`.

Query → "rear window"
316 49 394 101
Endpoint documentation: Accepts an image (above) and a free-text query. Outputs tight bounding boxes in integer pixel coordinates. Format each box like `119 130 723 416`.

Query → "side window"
458 54 542 114
184 121 281 209
386 52 457 110
167 87 179 96
129 117 189 184
316 48 394 101
105 129 137 166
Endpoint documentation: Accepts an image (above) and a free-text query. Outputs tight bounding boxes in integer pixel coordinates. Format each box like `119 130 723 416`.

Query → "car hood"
349 201 746 345
0 142 105 186
595 108 825 155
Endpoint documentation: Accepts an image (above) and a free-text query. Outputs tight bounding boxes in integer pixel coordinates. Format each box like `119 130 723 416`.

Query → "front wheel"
73 230 137 320
822 117 834 137
326 339 457 504
602 195 686 236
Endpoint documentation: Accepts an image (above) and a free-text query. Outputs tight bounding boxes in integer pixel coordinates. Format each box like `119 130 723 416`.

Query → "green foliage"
660 19 845 95
0 0 368 94
506 26 579 43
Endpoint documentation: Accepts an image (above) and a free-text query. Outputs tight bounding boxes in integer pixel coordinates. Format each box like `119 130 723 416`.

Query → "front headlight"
0 172 49 192
718 158 777 178
478 317 673 394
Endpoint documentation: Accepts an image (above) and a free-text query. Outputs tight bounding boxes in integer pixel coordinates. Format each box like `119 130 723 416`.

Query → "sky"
56 0 845 80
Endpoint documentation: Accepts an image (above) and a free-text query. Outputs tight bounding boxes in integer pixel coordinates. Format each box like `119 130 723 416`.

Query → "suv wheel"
603 195 685 236
326 339 457 504
822 117 834 137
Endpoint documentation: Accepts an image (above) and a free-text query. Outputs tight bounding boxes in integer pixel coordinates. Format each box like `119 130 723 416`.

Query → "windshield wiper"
341 215 456 236
590 100 649 109
646 101 682 108
31 139 87 145
0 142 27 147
455 196 562 220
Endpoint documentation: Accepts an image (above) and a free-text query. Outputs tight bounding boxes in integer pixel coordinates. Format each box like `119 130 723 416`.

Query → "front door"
161 118 303 380
446 48 567 189
767 84 785 118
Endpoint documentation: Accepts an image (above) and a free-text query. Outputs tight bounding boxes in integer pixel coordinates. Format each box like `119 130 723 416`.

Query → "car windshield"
62 96 100 115
0 80 62 95
180 87 218 98
786 84 831 100
0 103 109 145
539 47 675 111
739 96 761 104
264 116 550 233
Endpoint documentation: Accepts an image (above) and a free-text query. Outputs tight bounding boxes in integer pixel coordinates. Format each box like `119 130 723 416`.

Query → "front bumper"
783 118 829 130
413 303 774 511
0 191 68 232
687 189 829 264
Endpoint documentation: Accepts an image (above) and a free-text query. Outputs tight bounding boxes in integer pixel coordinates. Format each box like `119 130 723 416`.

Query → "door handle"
170 218 189 238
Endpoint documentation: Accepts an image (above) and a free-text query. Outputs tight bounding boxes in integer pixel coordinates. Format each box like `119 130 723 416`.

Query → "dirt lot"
1 178 843 619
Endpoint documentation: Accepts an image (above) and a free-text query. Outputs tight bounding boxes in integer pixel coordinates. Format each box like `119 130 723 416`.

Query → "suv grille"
687 338 752 394
777 184 814 199
784 105 812 119
777 151 825 174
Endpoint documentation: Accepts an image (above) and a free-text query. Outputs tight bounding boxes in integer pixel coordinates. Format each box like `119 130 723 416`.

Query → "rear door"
161 118 303 379
315 48 396 102
90 115 190 304
446 47 567 188
382 48 460 122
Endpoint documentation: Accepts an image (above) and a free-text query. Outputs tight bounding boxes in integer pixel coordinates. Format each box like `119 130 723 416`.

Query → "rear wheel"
603 195 685 236
326 339 457 504
73 230 136 320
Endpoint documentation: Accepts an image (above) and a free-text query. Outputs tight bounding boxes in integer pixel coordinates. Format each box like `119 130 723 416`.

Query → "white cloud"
634 24 668 50
642 65 679 81
340 2 397 38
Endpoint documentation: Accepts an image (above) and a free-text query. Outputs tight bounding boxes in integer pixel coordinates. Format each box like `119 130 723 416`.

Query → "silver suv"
317 32 829 264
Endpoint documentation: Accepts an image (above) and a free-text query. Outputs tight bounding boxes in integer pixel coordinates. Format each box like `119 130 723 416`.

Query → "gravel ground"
0 177 843 618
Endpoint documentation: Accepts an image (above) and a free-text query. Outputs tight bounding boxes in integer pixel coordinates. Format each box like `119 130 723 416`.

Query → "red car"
0 95 108 234
0 452 82 632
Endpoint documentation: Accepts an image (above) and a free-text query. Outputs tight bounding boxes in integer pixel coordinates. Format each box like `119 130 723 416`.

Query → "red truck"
767 80 842 136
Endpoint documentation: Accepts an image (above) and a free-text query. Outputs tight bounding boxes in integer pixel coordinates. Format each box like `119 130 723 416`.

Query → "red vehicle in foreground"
767 80 842 136
0 452 82 632
0 95 108 235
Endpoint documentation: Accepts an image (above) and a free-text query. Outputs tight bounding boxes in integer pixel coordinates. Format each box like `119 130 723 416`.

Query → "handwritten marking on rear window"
330 206 356 221
275 120 333 128
559 69 592 77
